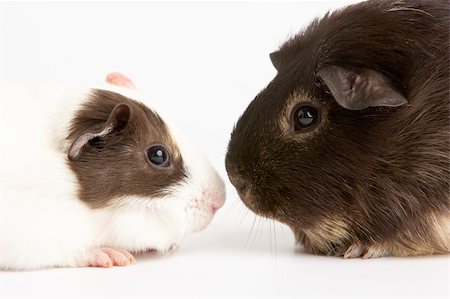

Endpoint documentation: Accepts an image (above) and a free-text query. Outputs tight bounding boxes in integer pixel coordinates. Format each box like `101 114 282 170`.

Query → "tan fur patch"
380 212 450 257
428 212 450 252
68 89 186 208
302 215 352 254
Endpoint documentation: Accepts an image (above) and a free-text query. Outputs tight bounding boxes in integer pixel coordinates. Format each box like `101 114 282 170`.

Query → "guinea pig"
226 0 449 258
0 72 225 270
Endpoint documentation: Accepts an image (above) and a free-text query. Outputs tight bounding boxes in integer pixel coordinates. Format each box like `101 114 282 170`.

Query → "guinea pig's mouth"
188 214 215 234
228 173 280 219
186 201 220 233
238 193 279 220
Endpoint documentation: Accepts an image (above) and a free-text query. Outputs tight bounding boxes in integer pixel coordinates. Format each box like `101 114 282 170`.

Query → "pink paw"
342 243 386 259
143 244 179 256
161 244 179 256
83 247 136 268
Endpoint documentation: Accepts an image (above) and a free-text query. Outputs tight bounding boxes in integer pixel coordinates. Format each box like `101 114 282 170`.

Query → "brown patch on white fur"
67 89 186 208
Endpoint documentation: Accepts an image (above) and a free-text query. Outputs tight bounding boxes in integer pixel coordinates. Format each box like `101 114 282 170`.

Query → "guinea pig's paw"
342 244 365 258
342 243 386 259
83 247 136 268
159 243 179 256
361 246 387 259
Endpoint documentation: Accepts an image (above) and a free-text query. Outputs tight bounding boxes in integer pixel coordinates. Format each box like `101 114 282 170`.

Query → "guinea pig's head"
66 76 225 250
225 2 412 251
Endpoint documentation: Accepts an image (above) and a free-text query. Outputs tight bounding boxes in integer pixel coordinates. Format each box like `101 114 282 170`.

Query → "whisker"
244 215 257 251
251 216 262 250
278 221 290 243
273 220 278 259
237 202 250 223
269 218 273 257
238 208 250 226
221 196 240 219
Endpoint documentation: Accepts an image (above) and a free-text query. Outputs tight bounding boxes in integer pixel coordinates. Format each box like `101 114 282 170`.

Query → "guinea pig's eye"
146 145 170 168
292 105 319 131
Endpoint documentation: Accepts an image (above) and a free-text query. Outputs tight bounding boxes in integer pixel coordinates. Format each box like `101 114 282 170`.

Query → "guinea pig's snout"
210 200 222 214
230 177 252 205
235 179 249 196
210 193 225 214
203 187 226 214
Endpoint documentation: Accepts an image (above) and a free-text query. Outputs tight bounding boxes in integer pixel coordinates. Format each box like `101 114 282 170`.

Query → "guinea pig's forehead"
239 85 286 127
136 106 180 153
282 89 323 117
260 69 314 111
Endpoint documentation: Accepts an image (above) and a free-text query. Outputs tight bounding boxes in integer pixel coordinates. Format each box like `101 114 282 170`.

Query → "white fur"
0 81 225 270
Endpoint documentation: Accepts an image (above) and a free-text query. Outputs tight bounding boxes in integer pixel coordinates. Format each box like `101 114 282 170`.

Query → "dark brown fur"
67 90 186 208
226 0 449 257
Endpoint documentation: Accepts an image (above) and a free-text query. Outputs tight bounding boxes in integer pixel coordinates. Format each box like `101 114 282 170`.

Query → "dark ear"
270 51 282 72
317 65 407 110
68 103 131 161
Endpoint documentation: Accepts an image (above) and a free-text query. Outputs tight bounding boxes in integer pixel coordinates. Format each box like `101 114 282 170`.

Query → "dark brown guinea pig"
226 0 449 258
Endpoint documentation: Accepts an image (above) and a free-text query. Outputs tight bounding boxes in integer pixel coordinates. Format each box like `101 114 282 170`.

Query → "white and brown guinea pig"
0 72 225 270
226 0 449 258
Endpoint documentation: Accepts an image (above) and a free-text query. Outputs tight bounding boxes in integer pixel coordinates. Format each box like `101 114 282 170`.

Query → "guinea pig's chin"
185 205 216 233
187 213 214 233
245 201 292 226
237 194 275 220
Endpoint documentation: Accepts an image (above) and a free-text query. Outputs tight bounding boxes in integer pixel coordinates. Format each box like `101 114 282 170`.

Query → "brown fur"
226 0 449 257
67 89 186 208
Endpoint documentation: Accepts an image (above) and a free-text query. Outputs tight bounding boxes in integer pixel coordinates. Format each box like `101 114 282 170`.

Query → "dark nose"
233 177 250 199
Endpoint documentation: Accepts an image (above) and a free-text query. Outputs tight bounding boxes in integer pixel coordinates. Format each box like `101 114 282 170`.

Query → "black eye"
292 105 319 131
147 145 170 168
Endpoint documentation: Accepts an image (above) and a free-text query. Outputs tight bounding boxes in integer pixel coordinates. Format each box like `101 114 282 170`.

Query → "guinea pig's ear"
68 103 131 161
270 51 282 72
317 65 407 110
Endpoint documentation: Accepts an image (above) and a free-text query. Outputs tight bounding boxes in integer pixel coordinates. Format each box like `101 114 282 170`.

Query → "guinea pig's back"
0 82 84 193
359 2 450 254
0 83 95 269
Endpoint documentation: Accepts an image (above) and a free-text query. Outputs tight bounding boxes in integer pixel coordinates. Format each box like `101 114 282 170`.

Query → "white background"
0 1 448 298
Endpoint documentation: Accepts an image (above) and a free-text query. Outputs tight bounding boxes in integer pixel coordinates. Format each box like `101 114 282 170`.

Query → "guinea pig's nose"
233 177 250 198
203 187 226 214
210 192 225 213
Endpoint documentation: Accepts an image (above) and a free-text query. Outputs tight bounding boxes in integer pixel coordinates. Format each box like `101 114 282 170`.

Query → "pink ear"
105 72 136 89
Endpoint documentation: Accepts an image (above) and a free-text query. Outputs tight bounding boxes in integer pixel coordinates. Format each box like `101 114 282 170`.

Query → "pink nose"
207 191 225 214
211 206 219 214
